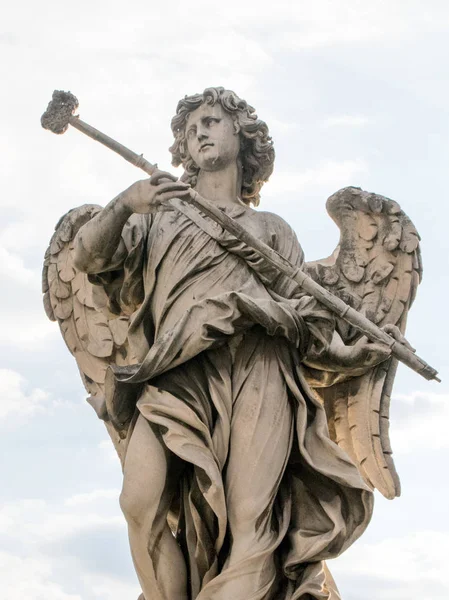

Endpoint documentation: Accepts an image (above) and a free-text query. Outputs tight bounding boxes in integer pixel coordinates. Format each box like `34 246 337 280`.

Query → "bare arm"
73 170 190 274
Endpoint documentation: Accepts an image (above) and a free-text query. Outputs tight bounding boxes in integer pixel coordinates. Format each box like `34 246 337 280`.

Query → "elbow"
72 234 105 274
73 253 108 275
73 251 96 274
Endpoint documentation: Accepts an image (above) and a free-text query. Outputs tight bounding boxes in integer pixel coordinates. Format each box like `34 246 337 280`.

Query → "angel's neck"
194 163 242 208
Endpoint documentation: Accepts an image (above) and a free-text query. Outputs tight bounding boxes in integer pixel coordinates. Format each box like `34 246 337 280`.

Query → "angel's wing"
304 187 422 499
42 205 134 465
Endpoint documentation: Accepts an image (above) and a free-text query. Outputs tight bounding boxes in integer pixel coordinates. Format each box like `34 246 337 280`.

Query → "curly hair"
169 87 274 207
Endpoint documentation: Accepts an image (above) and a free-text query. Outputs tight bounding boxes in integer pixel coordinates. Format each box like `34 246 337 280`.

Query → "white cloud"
332 530 449 599
0 494 132 599
0 223 58 352
0 246 39 286
391 391 449 454
0 257 59 351
98 439 121 463
65 489 121 507
322 115 372 128
13 507 123 544
0 222 47 253
265 117 301 135
264 159 368 197
272 0 449 49
82 574 140 600
0 369 50 421
0 316 58 350
0 496 124 544
0 552 82 600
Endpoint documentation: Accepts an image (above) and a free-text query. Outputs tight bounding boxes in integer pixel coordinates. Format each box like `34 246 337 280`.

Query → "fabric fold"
94 204 373 599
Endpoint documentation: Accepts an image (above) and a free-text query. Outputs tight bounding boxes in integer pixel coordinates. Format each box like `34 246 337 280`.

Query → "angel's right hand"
121 169 191 214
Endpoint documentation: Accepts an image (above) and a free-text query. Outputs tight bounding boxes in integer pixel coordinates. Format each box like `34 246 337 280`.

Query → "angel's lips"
199 143 214 152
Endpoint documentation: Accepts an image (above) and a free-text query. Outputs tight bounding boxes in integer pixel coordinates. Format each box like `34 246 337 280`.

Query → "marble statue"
42 87 427 599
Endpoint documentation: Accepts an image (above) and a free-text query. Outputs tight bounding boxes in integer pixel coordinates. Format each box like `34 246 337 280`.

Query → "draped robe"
94 202 374 599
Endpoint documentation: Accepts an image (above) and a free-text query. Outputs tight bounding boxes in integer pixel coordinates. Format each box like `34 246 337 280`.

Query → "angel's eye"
206 117 219 127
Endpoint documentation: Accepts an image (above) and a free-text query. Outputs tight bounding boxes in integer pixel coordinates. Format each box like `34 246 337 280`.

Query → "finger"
383 324 401 336
383 324 416 352
150 170 179 185
157 189 192 202
397 337 416 352
154 185 190 201
154 181 191 195
155 204 175 213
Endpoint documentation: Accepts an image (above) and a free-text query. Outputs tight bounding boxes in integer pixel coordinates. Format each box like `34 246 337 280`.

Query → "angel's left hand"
334 324 415 373
381 324 416 352
338 335 392 370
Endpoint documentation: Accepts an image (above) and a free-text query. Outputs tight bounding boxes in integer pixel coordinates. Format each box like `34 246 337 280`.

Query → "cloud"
0 546 140 600
0 246 39 286
0 550 140 600
0 268 58 366
0 313 57 350
0 247 58 351
82 574 140 600
264 159 368 197
65 489 121 507
332 530 449 600
321 115 372 128
271 1 449 50
0 493 135 600
0 495 124 545
98 439 121 463
391 391 449 454
0 221 48 253
0 369 50 421
0 552 82 600
0 368 86 428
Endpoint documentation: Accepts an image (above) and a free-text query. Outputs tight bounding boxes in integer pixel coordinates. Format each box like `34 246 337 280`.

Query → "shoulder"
251 210 304 264
253 210 298 241
254 210 292 229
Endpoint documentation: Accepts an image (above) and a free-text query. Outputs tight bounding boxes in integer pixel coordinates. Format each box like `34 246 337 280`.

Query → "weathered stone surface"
43 87 425 599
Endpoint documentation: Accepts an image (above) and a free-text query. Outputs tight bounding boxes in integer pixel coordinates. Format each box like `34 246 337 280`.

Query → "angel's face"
185 103 240 172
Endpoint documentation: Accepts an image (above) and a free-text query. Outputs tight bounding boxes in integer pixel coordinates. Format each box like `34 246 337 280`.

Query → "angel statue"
43 87 422 600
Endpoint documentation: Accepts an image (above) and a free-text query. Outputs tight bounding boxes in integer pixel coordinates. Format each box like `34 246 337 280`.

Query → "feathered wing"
304 187 422 499
43 205 134 466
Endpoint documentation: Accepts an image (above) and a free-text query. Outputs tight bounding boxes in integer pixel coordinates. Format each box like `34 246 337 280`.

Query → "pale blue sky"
1 1 448 598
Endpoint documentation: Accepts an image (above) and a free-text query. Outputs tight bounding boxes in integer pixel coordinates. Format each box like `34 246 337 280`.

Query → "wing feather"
328 386 356 460
57 244 77 282
43 204 134 465
72 272 96 308
43 290 55 321
59 316 109 383
48 263 71 299
305 187 421 499
72 296 114 358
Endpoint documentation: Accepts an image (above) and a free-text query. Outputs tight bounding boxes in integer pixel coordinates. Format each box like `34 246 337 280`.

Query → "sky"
1 0 449 598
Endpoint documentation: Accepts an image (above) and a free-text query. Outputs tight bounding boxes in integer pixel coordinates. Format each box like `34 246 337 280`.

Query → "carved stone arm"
73 194 132 274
